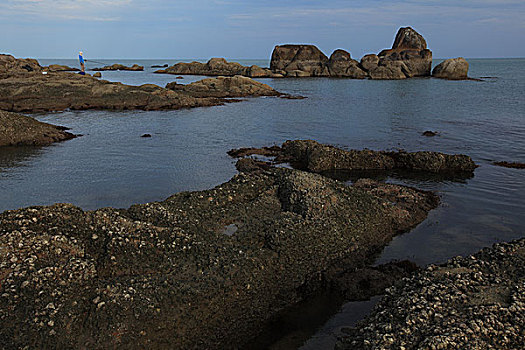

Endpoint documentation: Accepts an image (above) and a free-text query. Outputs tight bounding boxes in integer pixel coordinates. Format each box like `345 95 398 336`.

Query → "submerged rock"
165 75 282 98
336 238 525 349
493 161 525 169
92 64 144 71
0 72 228 112
432 57 469 80
0 110 76 146
0 164 439 349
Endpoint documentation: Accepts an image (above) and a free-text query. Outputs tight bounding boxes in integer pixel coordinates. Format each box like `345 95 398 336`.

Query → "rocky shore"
0 110 76 146
0 152 440 349
336 238 525 349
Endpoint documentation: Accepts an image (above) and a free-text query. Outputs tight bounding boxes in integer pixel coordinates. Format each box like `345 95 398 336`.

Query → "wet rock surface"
433 57 469 80
0 110 76 146
336 238 525 350
165 75 282 98
229 140 477 175
0 72 227 112
0 164 438 349
92 64 144 71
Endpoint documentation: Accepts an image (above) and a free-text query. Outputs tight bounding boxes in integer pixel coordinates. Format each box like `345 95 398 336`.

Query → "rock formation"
230 140 477 174
155 58 281 78
270 45 329 77
92 64 144 71
0 160 439 349
327 50 367 78
165 75 281 98
0 54 42 74
432 57 469 80
367 27 432 79
0 110 76 146
0 72 226 112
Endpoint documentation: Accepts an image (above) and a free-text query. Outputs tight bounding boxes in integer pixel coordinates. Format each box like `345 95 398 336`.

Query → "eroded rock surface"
0 165 439 349
45 64 79 72
270 45 330 77
165 75 281 98
432 57 469 80
0 110 76 146
336 238 525 350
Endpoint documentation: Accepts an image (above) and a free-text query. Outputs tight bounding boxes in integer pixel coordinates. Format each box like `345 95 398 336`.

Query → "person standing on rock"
79 51 86 75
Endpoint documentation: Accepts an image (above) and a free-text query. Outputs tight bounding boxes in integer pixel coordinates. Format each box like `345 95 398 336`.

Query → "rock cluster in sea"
92 63 144 71
335 238 525 349
156 27 470 80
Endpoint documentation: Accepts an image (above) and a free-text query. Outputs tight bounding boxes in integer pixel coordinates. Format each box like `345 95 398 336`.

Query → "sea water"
1 58 524 348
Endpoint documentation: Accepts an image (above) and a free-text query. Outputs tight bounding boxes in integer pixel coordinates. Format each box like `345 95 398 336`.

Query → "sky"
1 0 524 59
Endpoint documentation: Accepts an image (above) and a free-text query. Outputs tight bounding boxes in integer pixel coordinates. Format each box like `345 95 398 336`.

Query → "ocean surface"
2 58 524 349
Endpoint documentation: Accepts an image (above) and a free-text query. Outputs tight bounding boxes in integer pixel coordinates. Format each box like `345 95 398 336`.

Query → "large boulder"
0 110 75 146
327 49 367 78
359 54 379 72
369 27 432 80
165 75 281 98
0 54 42 75
270 45 330 77
432 57 469 80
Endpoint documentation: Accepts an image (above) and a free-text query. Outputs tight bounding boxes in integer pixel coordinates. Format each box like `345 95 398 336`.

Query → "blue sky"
1 0 524 59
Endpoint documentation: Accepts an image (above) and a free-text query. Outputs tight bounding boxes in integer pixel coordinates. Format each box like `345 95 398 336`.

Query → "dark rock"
175 76 184 79
422 130 438 137
369 27 432 79
230 140 477 174
0 164 439 349
0 72 227 112
151 64 169 68
141 134 152 138
280 94 307 100
432 57 469 80
493 161 525 169
0 109 76 146
93 72 102 78
327 49 367 78
92 64 144 71
165 75 281 98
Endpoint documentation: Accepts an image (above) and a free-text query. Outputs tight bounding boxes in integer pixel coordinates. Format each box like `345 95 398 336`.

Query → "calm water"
2 58 525 348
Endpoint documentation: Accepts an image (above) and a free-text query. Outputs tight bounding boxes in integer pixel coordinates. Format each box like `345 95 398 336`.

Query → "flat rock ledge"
0 110 76 146
165 75 282 98
336 238 525 350
0 72 229 112
0 166 438 349
92 64 144 71
229 140 477 175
